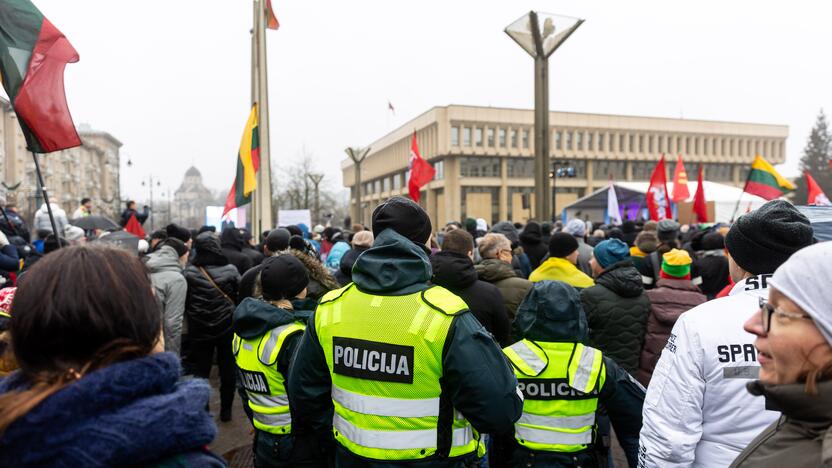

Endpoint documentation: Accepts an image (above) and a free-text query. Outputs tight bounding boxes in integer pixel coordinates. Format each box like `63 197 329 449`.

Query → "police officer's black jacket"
287 228 523 467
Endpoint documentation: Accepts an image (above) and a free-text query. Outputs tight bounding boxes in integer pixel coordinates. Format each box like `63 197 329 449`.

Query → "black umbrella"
95 230 141 253
70 215 119 231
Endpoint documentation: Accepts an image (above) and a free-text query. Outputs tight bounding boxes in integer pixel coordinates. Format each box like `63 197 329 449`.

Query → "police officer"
288 197 523 467
233 255 315 467
498 280 645 467
639 200 815 467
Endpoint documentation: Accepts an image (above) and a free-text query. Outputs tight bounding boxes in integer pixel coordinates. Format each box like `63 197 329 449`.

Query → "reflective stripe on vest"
514 425 593 446
503 340 605 454
316 284 481 461
233 320 305 435
254 410 292 428
334 414 474 451
332 385 439 418
506 340 547 375
517 413 595 430
570 344 601 394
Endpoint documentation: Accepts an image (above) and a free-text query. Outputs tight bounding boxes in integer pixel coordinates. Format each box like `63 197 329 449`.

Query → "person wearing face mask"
730 242 832 467
639 200 815 467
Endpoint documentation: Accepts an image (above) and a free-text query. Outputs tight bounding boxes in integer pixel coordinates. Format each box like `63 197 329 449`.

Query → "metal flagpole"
731 171 752 222
250 0 260 234
256 0 274 235
31 152 62 246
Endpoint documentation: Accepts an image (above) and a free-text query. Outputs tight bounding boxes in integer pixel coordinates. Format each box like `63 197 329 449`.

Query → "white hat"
770 242 832 345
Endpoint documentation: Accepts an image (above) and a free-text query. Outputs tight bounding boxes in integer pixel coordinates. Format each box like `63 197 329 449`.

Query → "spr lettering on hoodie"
333 337 414 384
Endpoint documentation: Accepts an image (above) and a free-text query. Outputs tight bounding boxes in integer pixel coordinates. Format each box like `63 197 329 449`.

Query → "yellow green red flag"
223 104 259 216
743 155 795 200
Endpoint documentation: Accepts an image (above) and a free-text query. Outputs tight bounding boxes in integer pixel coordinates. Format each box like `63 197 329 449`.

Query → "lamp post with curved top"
505 11 584 221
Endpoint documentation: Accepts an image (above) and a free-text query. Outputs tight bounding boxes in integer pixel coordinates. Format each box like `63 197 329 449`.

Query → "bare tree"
272 153 348 227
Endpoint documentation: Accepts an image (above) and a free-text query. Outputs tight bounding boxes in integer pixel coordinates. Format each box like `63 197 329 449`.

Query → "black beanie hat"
266 228 291 253
260 255 309 301
549 232 580 258
371 196 432 246
161 238 188 257
285 225 302 237
166 223 191 243
725 200 814 275
289 235 308 252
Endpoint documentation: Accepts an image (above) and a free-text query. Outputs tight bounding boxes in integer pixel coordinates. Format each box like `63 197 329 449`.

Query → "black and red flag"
0 0 81 153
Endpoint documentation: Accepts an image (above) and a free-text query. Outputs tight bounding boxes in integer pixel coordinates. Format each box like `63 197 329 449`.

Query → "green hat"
661 249 692 278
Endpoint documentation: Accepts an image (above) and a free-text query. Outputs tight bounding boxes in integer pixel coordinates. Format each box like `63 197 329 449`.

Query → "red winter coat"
637 278 707 386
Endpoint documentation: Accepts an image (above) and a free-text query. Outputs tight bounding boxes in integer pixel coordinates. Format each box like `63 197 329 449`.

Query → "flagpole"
31 152 62 247
255 0 274 236
731 170 752 222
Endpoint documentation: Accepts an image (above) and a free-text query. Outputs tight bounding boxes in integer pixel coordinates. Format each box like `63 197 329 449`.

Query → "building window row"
551 128 783 159
360 160 445 196
451 124 531 150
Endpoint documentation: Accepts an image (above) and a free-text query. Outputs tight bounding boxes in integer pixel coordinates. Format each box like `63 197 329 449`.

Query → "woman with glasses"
732 242 832 467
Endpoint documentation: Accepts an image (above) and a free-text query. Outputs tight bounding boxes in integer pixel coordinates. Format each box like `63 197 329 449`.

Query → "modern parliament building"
341 105 787 227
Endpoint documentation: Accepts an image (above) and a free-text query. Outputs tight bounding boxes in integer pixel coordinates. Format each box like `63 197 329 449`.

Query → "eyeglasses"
758 297 812 333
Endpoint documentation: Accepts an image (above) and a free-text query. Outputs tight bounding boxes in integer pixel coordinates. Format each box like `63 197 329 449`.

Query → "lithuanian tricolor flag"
743 155 795 200
0 0 81 153
223 105 260 217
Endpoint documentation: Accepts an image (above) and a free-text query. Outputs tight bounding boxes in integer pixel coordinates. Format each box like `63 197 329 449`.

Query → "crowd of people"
0 196 830 467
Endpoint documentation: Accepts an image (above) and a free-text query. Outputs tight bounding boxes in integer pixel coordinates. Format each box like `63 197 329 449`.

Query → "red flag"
647 155 673 221
124 213 146 238
265 0 279 30
671 155 690 202
806 171 831 206
408 132 435 203
693 165 709 223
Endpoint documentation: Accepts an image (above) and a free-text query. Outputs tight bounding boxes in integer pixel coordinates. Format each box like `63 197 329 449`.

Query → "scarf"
0 353 217 467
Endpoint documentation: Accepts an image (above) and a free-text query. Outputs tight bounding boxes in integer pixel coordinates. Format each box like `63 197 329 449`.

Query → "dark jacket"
242 245 265 268
119 206 149 227
501 280 645 468
238 263 263 304
431 251 511 346
221 228 254 276
580 261 651 375
0 353 224 467
474 258 532 322
730 380 832 468
334 246 369 286
287 229 523 467
694 252 730 299
519 222 548 270
184 234 240 341
0 244 19 288
637 278 707 386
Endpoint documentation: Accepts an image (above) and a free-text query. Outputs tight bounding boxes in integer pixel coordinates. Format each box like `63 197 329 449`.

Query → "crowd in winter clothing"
0 195 831 467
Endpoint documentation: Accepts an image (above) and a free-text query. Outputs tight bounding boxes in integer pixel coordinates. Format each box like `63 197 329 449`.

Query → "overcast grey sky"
26 0 832 203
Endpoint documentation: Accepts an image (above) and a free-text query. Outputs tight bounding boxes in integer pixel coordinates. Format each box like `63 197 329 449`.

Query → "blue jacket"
0 353 225 467
287 229 523 467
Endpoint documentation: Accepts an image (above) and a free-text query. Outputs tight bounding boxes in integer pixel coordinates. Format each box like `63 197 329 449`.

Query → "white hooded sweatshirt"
638 275 779 467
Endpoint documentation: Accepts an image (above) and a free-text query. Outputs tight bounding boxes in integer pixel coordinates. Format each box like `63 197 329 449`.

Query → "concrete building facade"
341 105 788 228
0 98 122 221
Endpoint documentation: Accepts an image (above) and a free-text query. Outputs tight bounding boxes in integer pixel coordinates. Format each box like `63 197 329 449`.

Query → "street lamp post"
505 11 584 221
345 147 371 226
307 173 324 226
